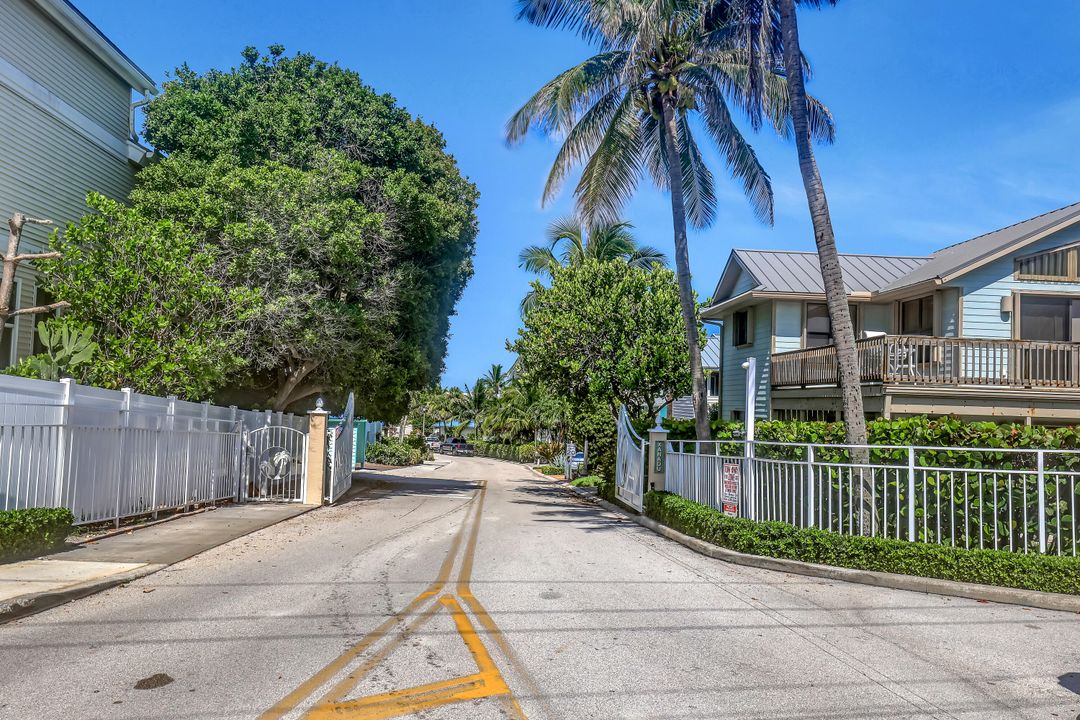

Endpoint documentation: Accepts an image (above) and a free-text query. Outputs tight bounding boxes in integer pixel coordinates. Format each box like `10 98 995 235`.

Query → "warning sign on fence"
722 463 740 517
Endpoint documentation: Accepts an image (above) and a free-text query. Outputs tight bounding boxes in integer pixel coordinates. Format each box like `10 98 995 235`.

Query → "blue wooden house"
702 202 1080 424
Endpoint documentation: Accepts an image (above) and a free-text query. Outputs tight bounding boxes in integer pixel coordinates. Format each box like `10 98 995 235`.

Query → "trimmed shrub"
537 465 562 475
367 438 423 466
0 508 74 562
644 491 1080 596
570 475 602 488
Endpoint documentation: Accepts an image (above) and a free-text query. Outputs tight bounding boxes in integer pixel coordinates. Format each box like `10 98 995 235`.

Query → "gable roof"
877 200 1080 294
728 249 929 296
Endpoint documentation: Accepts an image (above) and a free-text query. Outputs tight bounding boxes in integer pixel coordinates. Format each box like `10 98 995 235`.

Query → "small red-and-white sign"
722 502 738 517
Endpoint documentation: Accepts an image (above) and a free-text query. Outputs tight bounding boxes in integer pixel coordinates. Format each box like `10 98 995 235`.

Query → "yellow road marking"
261 481 528 720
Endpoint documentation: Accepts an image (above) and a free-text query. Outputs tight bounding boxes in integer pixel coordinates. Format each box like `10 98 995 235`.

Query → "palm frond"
573 93 643 226
518 244 561 277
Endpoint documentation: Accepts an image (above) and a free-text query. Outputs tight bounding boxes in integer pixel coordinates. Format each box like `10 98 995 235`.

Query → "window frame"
730 308 753 348
1014 242 1080 282
900 295 934 336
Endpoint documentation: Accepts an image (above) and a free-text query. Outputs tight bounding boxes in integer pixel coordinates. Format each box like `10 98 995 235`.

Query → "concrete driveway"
1 456 1078 719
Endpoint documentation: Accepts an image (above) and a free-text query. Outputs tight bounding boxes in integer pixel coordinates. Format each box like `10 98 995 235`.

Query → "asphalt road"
1 456 1079 719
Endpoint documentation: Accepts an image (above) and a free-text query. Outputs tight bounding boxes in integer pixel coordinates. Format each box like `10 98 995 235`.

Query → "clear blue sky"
80 0 1080 389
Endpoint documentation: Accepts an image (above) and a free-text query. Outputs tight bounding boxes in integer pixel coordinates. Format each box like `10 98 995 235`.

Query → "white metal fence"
326 393 355 503
665 438 1080 556
0 375 307 525
615 406 645 511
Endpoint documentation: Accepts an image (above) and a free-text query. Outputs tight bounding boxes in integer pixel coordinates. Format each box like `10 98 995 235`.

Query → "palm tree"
483 363 509 399
508 0 834 439
518 216 667 314
772 0 865 450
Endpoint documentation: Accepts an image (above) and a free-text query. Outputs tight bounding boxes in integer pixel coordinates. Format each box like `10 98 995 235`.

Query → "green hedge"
367 438 424 466
644 491 1080 596
472 440 562 464
0 508 74 562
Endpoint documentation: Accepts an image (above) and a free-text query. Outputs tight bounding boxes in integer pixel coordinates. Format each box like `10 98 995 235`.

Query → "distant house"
0 0 156 367
703 202 1080 425
666 335 722 420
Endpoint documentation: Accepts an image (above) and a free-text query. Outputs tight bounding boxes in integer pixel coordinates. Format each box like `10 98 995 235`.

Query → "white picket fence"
666 439 1080 557
0 375 307 525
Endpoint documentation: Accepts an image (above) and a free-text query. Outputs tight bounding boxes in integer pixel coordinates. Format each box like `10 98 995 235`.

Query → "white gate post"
742 358 757 521
229 405 242 502
114 388 132 527
805 444 815 528
53 378 73 508
1037 450 1046 554
907 446 917 541
202 400 212 505
647 422 668 493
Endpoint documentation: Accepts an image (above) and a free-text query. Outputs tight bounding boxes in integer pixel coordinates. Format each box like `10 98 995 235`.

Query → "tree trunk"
660 98 711 443
1 214 63 329
780 0 874 534
271 360 320 411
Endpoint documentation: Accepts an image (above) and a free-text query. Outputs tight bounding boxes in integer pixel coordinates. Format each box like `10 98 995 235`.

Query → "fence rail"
0 375 307 525
771 335 1080 389
665 439 1079 557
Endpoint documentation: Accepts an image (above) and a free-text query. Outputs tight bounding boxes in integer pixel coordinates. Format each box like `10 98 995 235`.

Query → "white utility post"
741 358 757 521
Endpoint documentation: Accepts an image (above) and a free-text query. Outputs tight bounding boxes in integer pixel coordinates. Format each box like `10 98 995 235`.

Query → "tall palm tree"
518 216 667 314
483 363 509 399
772 0 865 449
508 0 833 439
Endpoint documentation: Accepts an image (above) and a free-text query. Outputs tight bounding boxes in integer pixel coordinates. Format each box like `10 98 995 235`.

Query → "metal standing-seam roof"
732 249 930 295
877 200 1080 294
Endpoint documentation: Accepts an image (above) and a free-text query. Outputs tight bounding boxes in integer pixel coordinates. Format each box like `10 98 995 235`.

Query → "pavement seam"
530 468 1080 615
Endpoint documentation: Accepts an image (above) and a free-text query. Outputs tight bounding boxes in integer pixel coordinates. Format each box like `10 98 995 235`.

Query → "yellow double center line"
260 481 526 720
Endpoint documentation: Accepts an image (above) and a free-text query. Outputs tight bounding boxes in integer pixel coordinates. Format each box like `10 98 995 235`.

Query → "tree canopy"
511 258 695 424
46 46 478 415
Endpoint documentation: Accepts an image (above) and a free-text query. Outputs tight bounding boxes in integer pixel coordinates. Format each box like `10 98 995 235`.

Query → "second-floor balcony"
771 335 1080 390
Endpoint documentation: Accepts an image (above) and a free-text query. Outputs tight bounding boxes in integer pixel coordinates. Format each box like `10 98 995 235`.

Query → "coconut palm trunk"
779 0 874 533
661 99 710 442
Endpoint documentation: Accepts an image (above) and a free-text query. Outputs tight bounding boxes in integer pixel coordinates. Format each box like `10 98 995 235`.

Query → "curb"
0 503 319 625
543 475 1080 614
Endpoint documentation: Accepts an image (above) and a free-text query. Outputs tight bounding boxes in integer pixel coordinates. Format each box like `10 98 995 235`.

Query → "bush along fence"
471 440 562 465
0 507 74 562
0 374 362 526
653 429 1080 558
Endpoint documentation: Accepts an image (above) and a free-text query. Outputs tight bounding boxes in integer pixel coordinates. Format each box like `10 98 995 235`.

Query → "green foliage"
645 492 1080 595
0 508 74 563
511 259 696 480
570 475 602 488
366 438 424 466
52 46 481 413
537 465 563 475
8 319 98 383
37 194 246 399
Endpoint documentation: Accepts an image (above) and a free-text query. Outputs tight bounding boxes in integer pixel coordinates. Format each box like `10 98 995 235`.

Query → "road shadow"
1059 672 1080 695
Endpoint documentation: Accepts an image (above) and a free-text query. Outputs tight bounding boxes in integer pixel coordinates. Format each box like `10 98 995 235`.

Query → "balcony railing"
771 335 1080 389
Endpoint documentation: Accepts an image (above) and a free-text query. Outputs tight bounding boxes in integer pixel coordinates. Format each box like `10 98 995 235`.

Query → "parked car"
569 451 586 471
425 435 442 450
439 437 475 456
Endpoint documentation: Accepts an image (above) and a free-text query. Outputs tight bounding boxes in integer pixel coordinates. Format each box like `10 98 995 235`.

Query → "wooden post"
304 406 329 505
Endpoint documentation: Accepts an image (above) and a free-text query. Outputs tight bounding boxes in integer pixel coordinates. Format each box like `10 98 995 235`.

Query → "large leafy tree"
130 46 478 415
512 258 694 432
37 194 249 399
518 216 667 313
508 0 833 439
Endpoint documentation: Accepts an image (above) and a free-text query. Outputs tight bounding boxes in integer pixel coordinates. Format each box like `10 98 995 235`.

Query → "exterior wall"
0 0 131 139
0 1 142 368
720 301 772 420
947 224 1080 339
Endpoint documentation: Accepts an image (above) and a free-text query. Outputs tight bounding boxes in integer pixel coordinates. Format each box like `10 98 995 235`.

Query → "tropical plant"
518 216 667 313
9 319 97 383
482 363 509 399
508 0 834 441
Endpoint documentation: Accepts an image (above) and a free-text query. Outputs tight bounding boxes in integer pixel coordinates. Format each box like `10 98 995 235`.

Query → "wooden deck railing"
771 335 1080 389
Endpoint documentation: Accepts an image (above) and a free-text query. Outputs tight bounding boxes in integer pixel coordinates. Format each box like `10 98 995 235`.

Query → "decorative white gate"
615 406 645 511
242 421 308 502
326 392 355 502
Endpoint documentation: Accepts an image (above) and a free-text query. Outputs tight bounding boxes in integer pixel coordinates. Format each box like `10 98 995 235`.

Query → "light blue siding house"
702 202 1080 425
0 0 156 367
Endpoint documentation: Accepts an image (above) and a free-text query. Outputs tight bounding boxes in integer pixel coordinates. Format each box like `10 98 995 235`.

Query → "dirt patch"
134 673 174 690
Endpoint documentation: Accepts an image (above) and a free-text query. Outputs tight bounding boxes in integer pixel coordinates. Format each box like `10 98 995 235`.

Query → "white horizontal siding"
720 302 771 420
950 223 1080 339
0 0 130 139
0 83 134 251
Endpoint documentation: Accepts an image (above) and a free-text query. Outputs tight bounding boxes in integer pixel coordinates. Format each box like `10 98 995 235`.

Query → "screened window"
731 309 752 346
805 303 859 348
1019 295 1076 341
900 296 934 335
707 373 720 396
0 280 21 368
